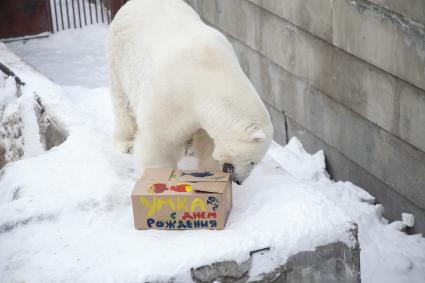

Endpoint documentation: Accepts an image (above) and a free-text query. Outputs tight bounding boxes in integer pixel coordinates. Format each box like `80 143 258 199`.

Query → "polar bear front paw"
115 140 134 154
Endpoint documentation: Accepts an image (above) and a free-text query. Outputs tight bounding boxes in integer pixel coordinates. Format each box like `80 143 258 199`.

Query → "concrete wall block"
368 0 425 26
333 0 425 91
399 82 425 152
247 0 333 42
331 49 400 135
299 83 425 210
231 38 309 127
286 117 425 234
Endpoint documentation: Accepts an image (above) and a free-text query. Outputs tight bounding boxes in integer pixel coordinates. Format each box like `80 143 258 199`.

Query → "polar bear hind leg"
110 72 137 153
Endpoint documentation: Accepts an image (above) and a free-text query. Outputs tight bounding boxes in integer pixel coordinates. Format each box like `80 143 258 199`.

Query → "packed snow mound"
2 26 425 283
0 82 355 282
1 39 357 282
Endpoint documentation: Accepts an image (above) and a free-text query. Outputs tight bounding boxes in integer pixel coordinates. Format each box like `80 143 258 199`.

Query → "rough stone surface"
0 62 66 169
368 0 425 26
275 241 360 283
0 108 24 168
34 96 67 151
333 0 425 91
191 239 360 283
0 75 24 169
192 259 251 283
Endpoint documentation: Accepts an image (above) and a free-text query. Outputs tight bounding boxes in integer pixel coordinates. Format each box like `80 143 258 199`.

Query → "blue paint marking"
181 171 214 177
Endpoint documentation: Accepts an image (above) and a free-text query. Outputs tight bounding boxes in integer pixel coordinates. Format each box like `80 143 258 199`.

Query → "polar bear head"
212 125 272 185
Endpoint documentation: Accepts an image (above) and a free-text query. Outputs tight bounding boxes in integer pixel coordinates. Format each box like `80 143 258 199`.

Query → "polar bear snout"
231 169 251 185
233 178 243 185
231 164 255 185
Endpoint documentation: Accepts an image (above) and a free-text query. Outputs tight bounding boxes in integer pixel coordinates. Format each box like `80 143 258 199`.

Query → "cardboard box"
131 168 232 230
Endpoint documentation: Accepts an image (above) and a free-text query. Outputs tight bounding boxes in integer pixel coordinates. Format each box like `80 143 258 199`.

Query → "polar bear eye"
250 162 255 165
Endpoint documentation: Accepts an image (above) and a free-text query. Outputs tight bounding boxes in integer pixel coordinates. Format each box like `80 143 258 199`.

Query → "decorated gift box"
131 168 232 230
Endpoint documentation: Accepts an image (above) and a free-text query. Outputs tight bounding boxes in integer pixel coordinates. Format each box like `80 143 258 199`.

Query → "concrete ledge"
192 237 360 282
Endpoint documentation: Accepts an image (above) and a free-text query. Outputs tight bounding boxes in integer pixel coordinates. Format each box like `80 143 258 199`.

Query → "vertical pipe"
53 0 59 32
94 0 99 23
65 0 71 29
59 0 65 30
107 0 111 24
71 0 77 28
100 0 104 23
47 0 55 33
82 0 87 25
76 0 82 28
88 0 93 24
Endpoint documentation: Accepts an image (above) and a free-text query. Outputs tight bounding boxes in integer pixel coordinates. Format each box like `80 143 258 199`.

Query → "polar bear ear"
250 130 266 142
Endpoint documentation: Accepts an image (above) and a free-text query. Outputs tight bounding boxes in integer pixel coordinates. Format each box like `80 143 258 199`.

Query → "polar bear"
106 0 273 184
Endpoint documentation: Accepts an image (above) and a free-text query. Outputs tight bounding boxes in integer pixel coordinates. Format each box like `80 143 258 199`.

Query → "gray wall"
185 0 425 234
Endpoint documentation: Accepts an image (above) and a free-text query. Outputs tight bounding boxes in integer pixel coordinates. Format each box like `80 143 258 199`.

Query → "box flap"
192 182 226 194
141 168 174 181
175 170 230 182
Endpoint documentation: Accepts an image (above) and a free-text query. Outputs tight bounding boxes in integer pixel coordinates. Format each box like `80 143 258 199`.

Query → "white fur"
106 0 273 183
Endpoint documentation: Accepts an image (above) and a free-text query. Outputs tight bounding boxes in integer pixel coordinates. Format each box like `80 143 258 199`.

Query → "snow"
2 26 425 283
403 213 415 228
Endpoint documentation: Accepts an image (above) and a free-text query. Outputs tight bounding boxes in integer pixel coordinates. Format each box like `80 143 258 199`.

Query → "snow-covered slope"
1 25 424 283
